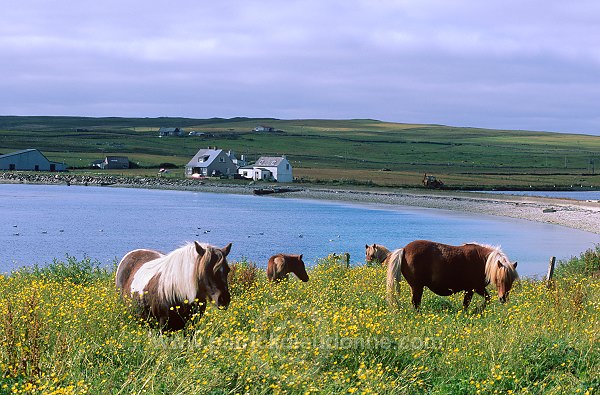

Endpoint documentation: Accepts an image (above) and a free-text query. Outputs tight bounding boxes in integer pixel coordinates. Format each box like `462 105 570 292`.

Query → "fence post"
546 256 556 286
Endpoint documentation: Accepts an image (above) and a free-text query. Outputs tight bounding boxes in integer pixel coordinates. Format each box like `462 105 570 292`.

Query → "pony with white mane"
115 241 232 330
381 240 518 311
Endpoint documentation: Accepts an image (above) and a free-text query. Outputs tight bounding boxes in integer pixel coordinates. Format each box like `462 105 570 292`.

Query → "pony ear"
195 241 206 256
372 244 376 248
365 244 368 249
221 242 232 257
299 254 303 260
513 261 518 268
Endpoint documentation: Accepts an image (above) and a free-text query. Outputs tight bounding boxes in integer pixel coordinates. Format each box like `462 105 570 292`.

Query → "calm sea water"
1 184 598 276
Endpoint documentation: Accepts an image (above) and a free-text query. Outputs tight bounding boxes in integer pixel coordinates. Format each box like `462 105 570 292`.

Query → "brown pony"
385 240 518 311
115 241 232 330
267 254 309 282
365 244 391 265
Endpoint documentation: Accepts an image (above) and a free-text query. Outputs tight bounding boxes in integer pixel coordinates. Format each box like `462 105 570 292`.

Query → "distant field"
1 116 599 189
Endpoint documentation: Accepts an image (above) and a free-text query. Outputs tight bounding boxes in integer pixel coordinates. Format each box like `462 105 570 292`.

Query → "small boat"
253 187 301 196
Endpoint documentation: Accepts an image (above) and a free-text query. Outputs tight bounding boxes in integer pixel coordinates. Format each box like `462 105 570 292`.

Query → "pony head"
365 244 389 265
485 248 519 303
195 241 232 309
290 254 309 282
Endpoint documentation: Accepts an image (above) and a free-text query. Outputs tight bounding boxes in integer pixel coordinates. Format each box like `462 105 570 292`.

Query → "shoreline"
2 172 600 235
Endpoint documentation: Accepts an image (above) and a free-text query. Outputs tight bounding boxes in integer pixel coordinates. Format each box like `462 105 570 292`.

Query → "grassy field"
1 116 600 189
0 250 598 394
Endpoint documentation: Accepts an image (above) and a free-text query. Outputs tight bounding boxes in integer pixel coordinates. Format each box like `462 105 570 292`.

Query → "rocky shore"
2 172 599 235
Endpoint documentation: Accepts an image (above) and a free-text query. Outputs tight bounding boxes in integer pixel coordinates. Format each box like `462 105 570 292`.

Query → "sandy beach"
287 187 600 235
2 173 599 235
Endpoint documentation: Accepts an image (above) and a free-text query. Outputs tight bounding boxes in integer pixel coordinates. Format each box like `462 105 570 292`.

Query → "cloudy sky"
2 0 600 135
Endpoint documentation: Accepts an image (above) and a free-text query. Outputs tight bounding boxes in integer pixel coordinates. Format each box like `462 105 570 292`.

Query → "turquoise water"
1 184 598 276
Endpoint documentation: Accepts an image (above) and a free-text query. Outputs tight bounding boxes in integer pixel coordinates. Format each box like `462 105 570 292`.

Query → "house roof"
0 148 39 159
0 149 64 166
254 156 287 167
186 148 224 168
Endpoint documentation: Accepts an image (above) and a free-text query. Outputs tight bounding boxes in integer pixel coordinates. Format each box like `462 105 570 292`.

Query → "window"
286 164 289 170
219 157 225 163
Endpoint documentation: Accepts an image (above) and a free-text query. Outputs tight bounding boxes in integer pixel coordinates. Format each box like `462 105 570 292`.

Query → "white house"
238 156 293 182
238 166 272 181
185 148 238 177
0 149 66 172
253 125 275 132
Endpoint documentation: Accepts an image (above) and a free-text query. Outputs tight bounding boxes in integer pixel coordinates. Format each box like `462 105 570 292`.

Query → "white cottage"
239 156 292 182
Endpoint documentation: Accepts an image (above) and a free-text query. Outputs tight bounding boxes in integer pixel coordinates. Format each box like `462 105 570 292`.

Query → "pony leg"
158 316 168 330
463 290 474 310
410 285 424 310
474 288 491 313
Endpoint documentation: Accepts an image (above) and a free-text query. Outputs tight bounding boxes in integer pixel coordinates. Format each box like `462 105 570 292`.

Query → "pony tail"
386 249 404 307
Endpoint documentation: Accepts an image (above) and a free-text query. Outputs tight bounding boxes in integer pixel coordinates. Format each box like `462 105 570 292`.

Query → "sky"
2 0 600 135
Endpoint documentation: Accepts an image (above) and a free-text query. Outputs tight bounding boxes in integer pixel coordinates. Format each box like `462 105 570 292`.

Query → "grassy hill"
1 116 599 189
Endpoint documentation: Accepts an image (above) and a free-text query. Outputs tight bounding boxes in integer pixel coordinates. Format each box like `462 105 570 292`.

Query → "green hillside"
1 116 599 189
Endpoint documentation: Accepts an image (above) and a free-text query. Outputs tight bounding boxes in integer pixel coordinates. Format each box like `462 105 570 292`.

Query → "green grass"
1 250 598 394
1 116 599 189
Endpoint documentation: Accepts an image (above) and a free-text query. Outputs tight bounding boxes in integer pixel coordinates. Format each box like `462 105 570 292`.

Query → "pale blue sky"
2 0 600 135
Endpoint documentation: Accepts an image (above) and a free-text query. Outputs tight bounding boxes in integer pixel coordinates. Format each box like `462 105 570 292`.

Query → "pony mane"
376 244 391 257
130 242 215 304
472 243 519 285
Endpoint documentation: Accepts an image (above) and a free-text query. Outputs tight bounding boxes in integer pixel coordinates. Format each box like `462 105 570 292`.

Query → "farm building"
238 156 293 182
158 127 185 137
238 166 273 181
185 148 238 178
0 149 66 172
102 156 130 169
253 125 275 132
91 156 130 169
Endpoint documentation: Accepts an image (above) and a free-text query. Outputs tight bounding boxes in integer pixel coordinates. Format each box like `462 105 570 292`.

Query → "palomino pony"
365 244 392 265
267 254 309 282
115 241 232 330
383 240 518 311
